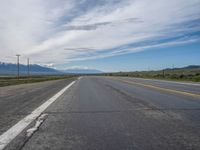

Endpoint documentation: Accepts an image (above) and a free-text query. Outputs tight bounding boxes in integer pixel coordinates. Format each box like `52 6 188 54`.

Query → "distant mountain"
181 65 200 69
0 62 62 75
165 65 200 71
63 68 103 74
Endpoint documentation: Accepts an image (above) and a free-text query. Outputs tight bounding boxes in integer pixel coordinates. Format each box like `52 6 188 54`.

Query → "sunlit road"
1 76 200 150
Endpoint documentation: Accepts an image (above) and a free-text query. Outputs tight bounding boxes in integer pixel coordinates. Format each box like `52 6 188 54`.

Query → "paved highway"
1 76 200 150
0 78 74 135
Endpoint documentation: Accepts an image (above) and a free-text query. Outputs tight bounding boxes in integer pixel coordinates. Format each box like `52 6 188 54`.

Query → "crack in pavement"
16 114 48 150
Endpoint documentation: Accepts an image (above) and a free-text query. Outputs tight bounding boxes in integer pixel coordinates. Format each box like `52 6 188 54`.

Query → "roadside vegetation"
0 75 76 87
103 66 200 82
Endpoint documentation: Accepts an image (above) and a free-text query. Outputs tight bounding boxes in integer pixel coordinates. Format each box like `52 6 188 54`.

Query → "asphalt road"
1 76 200 150
0 78 75 135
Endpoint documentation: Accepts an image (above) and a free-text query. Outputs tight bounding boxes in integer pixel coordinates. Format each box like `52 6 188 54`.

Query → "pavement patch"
26 113 48 137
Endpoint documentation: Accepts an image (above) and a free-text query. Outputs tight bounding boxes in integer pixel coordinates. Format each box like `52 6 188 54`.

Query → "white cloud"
65 66 90 70
43 63 54 68
0 0 200 67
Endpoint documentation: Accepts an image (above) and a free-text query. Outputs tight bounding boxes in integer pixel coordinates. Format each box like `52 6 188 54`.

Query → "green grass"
0 75 76 87
103 68 200 82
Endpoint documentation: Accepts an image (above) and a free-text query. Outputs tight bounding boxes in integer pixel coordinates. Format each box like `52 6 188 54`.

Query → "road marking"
124 77 200 86
0 81 76 150
115 78 200 99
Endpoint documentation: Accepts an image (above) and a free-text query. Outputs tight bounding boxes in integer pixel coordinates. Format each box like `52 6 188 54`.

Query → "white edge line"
0 80 76 150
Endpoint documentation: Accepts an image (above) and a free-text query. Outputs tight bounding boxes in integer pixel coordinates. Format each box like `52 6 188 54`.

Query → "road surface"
1 76 200 150
0 78 74 135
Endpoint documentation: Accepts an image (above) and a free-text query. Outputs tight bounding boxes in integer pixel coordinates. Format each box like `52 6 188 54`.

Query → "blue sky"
58 42 200 72
0 0 200 72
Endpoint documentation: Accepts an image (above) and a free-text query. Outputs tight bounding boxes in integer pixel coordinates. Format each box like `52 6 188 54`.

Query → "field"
0 75 76 87
103 67 200 82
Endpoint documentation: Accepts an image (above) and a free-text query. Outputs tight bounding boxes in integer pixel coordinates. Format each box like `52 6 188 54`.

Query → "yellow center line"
113 78 200 99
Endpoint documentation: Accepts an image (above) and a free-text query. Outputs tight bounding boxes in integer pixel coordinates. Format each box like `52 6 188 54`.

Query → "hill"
104 65 200 82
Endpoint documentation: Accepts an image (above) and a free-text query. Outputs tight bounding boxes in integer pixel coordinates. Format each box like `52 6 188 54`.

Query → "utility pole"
27 58 30 77
162 69 165 78
16 54 20 79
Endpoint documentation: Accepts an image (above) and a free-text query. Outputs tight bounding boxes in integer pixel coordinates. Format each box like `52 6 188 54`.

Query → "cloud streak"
63 17 142 31
0 0 200 67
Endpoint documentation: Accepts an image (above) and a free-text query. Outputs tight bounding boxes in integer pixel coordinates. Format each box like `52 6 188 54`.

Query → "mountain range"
0 62 61 75
1 61 199 75
0 62 103 75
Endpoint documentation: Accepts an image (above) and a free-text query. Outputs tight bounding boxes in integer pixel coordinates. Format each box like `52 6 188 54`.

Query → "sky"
0 0 200 72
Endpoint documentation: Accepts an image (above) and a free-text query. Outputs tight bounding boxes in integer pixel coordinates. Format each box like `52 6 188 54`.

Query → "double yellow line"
114 78 200 99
